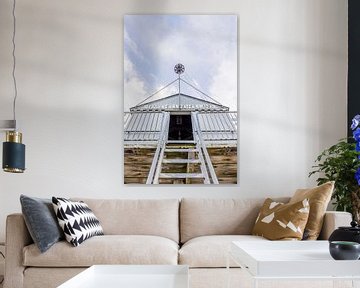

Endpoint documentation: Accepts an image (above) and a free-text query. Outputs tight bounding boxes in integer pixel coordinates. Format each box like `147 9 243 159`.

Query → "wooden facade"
124 146 237 184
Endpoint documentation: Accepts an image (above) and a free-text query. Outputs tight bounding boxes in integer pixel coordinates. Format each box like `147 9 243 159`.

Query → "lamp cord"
0 251 4 284
12 0 18 129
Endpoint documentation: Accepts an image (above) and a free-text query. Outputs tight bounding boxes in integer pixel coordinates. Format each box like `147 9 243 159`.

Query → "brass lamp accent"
3 131 25 173
6 130 22 143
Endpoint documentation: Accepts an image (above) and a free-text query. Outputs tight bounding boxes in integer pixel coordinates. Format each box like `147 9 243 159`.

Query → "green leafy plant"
309 140 360 211
309 115 360 222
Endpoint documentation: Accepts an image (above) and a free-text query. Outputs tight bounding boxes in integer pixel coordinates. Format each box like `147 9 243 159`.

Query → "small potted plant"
309 115 360 222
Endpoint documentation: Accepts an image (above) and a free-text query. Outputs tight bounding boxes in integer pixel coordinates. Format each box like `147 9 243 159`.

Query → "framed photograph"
124 15 237 185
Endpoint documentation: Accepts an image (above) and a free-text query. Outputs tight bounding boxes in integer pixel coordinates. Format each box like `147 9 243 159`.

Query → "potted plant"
309 115 360 222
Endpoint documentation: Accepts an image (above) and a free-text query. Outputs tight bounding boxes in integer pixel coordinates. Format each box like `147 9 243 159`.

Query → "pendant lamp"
1 0 26 173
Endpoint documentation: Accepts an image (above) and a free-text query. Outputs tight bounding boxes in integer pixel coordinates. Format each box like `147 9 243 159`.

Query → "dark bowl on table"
329 241 360 260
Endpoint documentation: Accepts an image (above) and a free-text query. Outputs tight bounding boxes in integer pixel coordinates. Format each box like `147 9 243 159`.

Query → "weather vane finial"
174 63 185 75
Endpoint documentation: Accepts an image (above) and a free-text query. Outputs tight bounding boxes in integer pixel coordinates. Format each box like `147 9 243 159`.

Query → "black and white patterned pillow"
52 197 104 247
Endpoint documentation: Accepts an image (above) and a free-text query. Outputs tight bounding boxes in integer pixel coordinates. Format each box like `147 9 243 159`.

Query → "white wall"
0 0 347 242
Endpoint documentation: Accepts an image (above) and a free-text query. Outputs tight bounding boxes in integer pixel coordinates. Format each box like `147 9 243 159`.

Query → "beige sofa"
4 198 352 288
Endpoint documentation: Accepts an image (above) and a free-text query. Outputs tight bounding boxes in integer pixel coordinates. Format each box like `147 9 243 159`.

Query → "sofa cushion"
20 195 64 253
23 235 178 267
252 198 310 240
180 198 288 243
72 199 179 243
290 181 334 240
24 268 86 288
52 197 104 247
179 235 267 268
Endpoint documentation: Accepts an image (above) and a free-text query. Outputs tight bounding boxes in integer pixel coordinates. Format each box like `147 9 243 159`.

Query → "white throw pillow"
52 197 103 247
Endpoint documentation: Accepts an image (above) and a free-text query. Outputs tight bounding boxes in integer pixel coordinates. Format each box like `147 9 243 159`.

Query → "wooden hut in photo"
124 64 237 184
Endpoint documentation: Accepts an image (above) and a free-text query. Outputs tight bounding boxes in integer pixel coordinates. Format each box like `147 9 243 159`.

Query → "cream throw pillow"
252 198 310 240
289 181 334 240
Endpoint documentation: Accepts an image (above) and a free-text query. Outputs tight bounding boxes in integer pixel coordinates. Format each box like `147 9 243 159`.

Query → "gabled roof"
130 93 229 112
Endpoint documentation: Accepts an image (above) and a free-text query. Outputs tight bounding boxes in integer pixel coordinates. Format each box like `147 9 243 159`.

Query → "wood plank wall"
124 146 237 184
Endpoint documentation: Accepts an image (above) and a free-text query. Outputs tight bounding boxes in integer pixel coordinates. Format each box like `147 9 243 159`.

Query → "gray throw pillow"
20 195 64 253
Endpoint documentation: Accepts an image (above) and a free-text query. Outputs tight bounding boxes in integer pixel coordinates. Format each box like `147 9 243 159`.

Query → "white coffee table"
58 265 189 288
228 241 360 288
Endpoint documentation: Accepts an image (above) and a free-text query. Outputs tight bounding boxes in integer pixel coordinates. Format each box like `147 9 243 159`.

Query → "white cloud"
124 28 143 61
209 57 237 111
124 54 146 111
155 16 237 110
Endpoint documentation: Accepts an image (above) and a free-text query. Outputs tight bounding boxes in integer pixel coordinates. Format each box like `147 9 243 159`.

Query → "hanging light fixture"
1 0 25 173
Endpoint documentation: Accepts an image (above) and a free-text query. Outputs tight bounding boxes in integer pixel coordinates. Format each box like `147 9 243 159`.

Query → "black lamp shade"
3 141 25 173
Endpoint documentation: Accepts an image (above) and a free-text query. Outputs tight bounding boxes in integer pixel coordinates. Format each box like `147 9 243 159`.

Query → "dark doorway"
168 115 193 140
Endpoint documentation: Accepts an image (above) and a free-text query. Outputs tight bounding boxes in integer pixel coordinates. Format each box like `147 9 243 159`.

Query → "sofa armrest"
318 211 352 240
4 213 33 288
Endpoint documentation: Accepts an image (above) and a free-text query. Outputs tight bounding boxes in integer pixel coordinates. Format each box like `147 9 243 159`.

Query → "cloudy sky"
124 15 237 112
